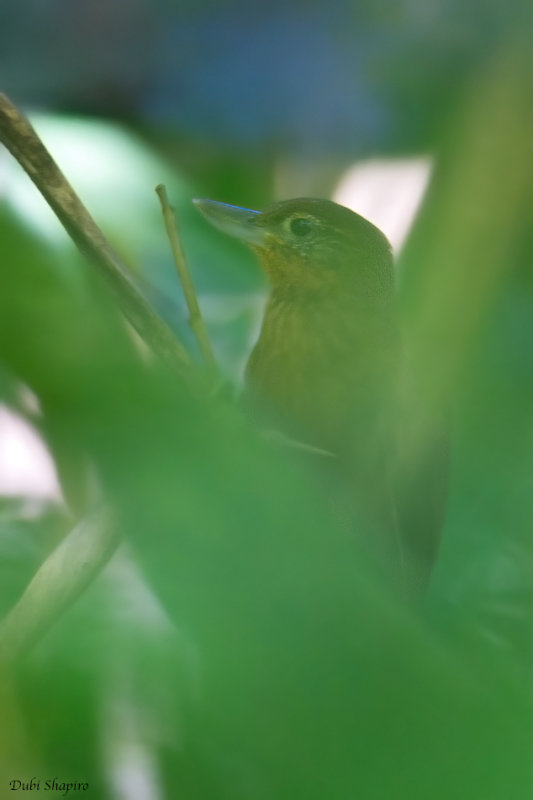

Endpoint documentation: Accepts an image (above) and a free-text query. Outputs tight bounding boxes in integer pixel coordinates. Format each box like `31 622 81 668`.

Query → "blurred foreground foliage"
0 42 532 800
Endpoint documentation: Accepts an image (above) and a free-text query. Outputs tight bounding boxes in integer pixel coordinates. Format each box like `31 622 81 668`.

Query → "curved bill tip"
192 198 266 246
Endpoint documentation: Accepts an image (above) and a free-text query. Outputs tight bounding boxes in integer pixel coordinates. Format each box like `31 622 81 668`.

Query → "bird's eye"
289 217 312 237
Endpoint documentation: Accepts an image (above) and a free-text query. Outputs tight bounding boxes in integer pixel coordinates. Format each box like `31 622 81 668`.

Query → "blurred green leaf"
1 32 533 800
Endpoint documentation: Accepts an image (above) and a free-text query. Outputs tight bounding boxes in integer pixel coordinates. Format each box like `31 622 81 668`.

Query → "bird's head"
194 197 394 302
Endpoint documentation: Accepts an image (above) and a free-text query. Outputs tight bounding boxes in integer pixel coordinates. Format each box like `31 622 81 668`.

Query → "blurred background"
0 1 532 798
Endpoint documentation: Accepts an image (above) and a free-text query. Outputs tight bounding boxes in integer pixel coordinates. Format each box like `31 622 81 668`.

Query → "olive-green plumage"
194 196 447 596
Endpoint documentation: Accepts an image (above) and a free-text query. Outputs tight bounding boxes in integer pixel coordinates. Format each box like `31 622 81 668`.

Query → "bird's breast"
244 292 397 455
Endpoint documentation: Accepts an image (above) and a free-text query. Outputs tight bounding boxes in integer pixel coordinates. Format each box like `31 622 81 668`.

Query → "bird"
193 196 448 597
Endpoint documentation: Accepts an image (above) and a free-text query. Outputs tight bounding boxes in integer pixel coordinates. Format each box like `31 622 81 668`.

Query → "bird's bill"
193 198 267 247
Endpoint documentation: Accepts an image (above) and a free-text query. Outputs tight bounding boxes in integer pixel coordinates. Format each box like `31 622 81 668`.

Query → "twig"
156 184 216 370
0 93 192 378
260 429 336 459
0 509 120 662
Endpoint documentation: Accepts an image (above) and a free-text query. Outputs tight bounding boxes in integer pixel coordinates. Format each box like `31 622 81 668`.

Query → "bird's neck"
265 283 397 338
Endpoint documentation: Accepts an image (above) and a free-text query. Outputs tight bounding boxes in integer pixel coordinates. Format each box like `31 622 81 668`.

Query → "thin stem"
156 184 216 370
0 93 192 379
0 509 120 662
